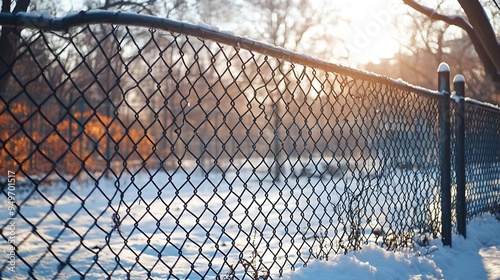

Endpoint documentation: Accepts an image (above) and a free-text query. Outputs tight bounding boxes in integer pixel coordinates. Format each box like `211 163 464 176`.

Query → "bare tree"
364 1 499 103
240 0 343 180
193 0 239 26
403 0 500 92
82 0 190 18
245 0 340 53
83 0 158 14
0 0 30 92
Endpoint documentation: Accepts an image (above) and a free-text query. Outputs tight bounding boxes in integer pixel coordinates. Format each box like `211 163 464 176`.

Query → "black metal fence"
0 12 498 279
463 100 500 218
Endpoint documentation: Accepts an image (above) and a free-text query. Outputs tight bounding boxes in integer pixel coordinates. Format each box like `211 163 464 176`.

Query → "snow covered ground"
284 213 500 280
1 164 497 279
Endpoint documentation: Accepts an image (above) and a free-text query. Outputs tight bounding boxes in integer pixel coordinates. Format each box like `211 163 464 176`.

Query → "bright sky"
337 0 406 65
60 0 408 66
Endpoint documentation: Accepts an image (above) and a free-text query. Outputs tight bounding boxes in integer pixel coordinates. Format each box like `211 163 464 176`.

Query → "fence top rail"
0 10 442 99
465 97 500 113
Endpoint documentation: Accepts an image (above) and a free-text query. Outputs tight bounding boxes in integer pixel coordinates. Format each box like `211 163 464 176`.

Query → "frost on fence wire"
0 20 441 279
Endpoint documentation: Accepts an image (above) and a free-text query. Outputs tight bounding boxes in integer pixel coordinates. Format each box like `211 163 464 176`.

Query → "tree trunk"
403 0 500 91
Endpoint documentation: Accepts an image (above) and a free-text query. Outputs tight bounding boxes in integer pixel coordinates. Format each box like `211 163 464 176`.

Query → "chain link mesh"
0 13 496 279
463 102 500 219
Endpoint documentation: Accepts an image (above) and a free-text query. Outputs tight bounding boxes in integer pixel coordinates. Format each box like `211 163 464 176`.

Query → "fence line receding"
0 11 498 280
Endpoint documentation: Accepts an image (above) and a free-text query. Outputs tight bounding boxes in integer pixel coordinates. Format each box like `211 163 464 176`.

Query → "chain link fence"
0 12 497 279
463 101 500 218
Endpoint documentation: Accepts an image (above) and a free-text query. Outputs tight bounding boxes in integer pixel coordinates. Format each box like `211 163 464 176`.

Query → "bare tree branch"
98 0 156 14
457 0 500 70
403 0 500 89
164 0 187 18
403 0 473 35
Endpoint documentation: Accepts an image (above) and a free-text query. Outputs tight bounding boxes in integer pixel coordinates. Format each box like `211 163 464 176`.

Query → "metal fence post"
438 62 452 246
453 74 466 238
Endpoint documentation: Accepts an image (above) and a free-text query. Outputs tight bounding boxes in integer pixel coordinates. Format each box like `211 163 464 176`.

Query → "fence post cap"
453 74 465 83
437 62 450 73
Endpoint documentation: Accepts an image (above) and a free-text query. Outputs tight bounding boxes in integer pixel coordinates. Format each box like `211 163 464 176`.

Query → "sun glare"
341 0 404 66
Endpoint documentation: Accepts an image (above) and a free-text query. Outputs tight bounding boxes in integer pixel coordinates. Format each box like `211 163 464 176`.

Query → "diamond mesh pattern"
463 102 500 219
0 12 497 279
